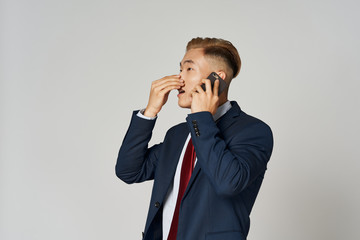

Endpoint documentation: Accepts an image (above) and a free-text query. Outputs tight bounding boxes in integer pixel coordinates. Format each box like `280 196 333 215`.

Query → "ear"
216 71 227 82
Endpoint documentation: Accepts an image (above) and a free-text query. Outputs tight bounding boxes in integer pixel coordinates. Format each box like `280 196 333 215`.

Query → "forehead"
181 48 206 65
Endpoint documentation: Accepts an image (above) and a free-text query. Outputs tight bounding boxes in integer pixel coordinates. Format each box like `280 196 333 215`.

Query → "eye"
179 69 182 72
187 67 193 71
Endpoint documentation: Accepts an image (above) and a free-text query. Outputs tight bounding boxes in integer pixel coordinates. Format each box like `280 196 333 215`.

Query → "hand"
190 79 220 115
144 75 184 117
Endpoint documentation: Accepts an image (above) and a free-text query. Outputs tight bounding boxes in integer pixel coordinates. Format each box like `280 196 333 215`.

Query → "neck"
218 94 228 106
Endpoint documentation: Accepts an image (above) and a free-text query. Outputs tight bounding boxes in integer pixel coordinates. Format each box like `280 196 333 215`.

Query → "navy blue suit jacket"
116 101 273 240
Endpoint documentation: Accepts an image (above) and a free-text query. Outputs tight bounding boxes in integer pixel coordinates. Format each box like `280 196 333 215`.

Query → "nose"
178 74 185 88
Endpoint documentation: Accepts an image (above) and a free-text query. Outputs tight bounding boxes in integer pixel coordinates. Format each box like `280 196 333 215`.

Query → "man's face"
178 48 212 108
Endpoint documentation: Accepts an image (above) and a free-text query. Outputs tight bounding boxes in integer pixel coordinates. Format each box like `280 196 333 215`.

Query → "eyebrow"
180 59 195 67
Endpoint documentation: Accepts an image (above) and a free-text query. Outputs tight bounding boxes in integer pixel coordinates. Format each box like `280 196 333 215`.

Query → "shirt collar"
213 100 232 121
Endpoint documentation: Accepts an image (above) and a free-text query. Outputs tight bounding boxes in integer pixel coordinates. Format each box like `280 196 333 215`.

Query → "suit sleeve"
115 111 162 184
186 111 273 196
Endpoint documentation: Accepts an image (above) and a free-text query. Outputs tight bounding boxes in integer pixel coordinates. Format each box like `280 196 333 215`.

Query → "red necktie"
167 138 196 240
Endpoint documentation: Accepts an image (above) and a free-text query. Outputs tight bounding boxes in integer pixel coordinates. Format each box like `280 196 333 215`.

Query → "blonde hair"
186 37 241 79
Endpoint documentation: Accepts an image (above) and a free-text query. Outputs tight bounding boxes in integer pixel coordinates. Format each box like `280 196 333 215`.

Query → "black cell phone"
201 72 227 94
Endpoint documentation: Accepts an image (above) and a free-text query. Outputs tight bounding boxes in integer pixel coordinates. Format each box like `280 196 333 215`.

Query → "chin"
178 99 191 109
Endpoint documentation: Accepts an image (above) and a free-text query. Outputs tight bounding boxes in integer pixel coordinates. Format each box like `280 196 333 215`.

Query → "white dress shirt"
137 101 232 239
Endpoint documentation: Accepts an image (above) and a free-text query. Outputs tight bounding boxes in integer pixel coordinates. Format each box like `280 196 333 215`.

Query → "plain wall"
1 0 359 239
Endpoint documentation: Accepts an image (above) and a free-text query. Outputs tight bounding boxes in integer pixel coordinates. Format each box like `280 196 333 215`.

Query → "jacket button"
192 120 197 124
154 201 160 208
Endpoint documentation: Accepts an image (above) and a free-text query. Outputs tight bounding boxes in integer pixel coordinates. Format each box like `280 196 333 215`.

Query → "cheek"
185 74 202 89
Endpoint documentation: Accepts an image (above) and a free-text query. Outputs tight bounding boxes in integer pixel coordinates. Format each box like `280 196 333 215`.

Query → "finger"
190 87 199 96
156 84 182 95
153 78 182 89
162 74 181 81
203 79 212 94
153 75 182 87
159 79 184 88
152 81 185 91
154 79 184 91
159 85 182 95
193 84 205 94
213 79 220 96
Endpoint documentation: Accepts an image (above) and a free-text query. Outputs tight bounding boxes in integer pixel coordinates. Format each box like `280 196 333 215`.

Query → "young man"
116 37 273 240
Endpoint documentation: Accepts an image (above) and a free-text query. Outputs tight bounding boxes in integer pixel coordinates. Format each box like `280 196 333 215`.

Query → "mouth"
177 89 185 97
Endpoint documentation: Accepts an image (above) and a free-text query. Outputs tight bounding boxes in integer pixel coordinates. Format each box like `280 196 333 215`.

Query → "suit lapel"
156 123 190 201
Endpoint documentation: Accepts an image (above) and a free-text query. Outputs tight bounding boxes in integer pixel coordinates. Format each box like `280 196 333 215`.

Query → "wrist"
144 106 159 117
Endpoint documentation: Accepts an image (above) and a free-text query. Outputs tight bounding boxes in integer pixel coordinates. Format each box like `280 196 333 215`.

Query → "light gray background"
1 0 359 239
